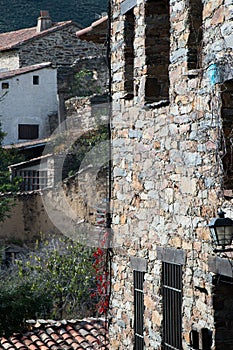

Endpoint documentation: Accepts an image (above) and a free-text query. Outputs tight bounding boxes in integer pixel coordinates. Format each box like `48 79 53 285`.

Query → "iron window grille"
134 270 145 350
162 262 182 350
14 170 48 191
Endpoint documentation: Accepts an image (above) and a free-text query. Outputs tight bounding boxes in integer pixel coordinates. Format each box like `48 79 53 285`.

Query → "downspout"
106 0 114 332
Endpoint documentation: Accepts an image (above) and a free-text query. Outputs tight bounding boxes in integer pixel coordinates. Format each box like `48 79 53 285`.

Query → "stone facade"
109 0 233 349
0 23 104 71
58 56 109 99
18 25 102 68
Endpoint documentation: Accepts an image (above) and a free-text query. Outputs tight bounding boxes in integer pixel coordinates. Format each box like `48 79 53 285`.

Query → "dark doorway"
213 274 233 350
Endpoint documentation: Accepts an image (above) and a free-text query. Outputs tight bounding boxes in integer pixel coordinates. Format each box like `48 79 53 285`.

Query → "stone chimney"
36 10 52 32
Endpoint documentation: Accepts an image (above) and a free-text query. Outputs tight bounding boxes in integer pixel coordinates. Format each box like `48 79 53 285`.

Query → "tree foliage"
0 123 22 222
0 235 96 337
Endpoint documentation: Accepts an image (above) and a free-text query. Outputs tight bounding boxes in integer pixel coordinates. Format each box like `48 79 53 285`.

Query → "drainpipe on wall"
107 0 112 236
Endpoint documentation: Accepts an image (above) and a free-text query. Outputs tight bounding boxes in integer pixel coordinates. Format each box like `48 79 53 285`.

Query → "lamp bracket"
213 247 233 253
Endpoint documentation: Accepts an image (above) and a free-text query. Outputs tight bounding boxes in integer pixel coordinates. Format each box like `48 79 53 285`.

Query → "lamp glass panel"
215 225 233 245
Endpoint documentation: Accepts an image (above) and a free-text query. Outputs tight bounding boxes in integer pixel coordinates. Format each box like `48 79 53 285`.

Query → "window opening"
134 270 145 350
162 262 182 350
18 124 39 140
221 80 233 190
2 82 9 89
145 0 170 103
187 0 203 70
213 274 233 350
123 8 135 99
33 75 39 85
190 328 212 350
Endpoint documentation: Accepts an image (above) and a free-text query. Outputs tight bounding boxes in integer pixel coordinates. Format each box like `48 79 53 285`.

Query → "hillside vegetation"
0 0 108 33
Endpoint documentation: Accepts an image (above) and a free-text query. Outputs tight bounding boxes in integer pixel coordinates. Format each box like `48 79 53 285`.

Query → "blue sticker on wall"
207 63 221 86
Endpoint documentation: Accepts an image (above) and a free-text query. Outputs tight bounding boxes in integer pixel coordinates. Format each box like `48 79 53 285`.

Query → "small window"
187 0 203 70
145 0 170 103
18 124 39 140
33 75 39 85
2 82 9 89
221 80 233 190
134 270 145 350
123 8 135 99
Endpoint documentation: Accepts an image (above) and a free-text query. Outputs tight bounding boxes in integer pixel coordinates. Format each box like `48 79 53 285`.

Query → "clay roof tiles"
0 21 79 52
76 16 108 44
0 319 109 350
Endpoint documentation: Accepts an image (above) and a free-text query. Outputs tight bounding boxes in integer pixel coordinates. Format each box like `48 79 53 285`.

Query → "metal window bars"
16 170 48 191
162 262 182 350
134 270 145 350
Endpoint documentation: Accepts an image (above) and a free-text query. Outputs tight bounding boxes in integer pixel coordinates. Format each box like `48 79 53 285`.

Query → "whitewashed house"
0 62 58 145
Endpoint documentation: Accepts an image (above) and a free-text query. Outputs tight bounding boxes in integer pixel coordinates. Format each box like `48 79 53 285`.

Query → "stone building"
0 11 102 70
109 0 233 349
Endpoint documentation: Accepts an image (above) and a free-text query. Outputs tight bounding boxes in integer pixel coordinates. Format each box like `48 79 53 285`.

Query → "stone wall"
109 0 233 349
65 94 110 132
0 162 109 248
19 24 104 68
0 193 58 244
58 56 109 99
0 51 19 71
0 24 104 71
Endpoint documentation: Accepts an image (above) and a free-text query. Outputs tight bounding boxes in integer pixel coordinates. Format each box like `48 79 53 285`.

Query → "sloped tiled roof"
0 62 53 81
0 318 109 349
76 16 108 44
0 21 80 52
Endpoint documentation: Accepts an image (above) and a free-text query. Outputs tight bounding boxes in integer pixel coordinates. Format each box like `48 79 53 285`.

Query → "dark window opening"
33 75 39 85
134 270 145 350
2 82 9 89
18 124 39 140
190 329 200 349
213 274 233 350
221 80 233 190
145 0 170 103
190 328 212 350
124 9 135 99
162 262 182 350
187 0 203 70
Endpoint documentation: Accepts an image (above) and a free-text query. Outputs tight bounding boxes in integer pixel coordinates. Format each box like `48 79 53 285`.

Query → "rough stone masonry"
109 0 233 349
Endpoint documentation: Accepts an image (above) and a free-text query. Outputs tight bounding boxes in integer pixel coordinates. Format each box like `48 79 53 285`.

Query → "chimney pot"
37 10 52 32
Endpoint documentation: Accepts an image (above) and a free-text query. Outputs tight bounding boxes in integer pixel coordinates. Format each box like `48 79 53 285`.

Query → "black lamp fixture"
208 210 233 252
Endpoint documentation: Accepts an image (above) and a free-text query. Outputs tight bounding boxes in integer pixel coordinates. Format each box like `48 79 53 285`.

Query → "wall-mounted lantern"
208 210 233 252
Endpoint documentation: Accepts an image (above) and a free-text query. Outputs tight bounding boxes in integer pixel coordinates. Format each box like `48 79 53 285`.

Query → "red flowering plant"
92 231 110 315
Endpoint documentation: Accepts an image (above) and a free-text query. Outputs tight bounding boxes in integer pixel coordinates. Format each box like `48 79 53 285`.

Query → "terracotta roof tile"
0 21 79 52
76 16 108 44
0 319 108 350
